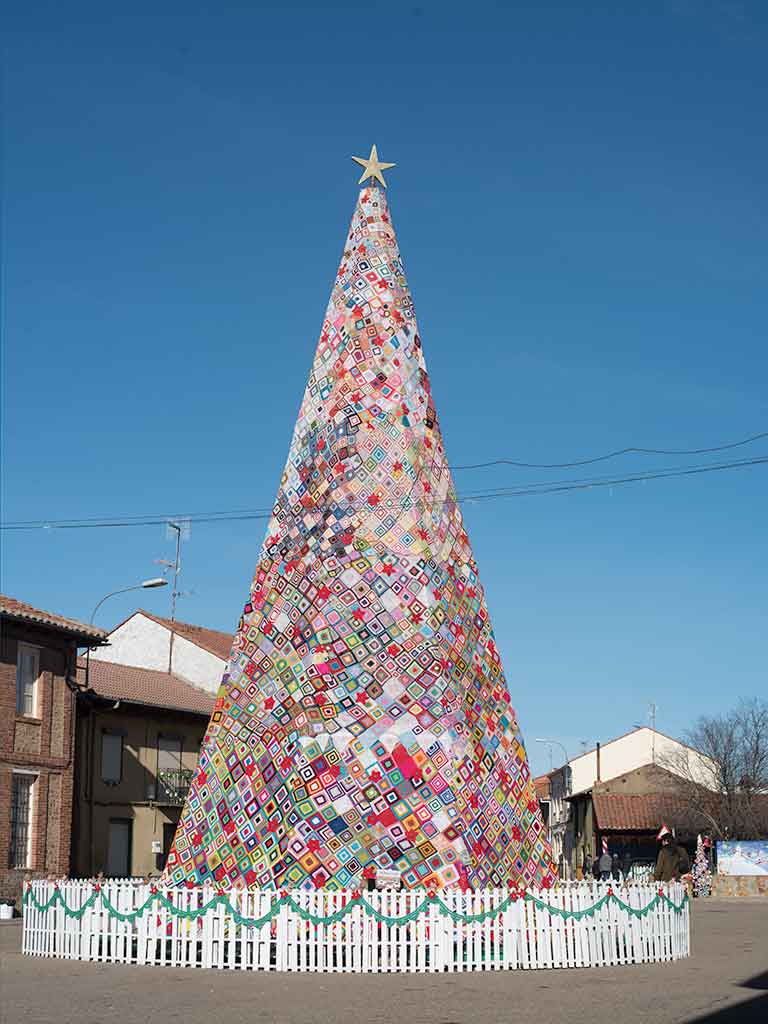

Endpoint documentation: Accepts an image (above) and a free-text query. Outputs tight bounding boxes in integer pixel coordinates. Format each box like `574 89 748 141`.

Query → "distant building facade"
542 727 712 878
569 763 706 872
72 659 214 878
0 596 106 904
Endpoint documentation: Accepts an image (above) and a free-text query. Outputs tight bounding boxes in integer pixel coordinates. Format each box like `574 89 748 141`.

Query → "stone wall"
710 874 768 897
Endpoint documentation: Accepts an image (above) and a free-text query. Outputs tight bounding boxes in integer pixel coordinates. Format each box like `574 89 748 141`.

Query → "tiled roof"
592 792 695 832
0 594 108 643
533 774 551 800
80 658 216 717
137 610 233 661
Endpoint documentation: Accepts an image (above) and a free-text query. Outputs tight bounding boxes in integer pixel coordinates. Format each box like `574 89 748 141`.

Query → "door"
106 819 132 877
159 821 177 871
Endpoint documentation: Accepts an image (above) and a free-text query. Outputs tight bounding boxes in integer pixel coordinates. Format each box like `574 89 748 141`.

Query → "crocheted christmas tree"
165 169 555 891
692 835 711 897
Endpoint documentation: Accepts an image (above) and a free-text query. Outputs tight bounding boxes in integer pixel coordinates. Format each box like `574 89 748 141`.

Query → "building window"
10 774 36 869
101 732 124 785
106 819 132 877
16 644 40 717
157 735 183 804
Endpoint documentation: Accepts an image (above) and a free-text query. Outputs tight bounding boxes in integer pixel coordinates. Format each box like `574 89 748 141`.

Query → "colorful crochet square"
165 185 556 890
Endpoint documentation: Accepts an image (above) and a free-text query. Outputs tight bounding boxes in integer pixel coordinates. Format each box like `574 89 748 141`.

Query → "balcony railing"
156 769 193 806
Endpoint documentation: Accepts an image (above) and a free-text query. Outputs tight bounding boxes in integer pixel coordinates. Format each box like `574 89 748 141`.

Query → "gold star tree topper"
351 144 396 188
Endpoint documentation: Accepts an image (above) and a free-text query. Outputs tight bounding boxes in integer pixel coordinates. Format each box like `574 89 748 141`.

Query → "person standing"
621 849 632 879
598 843 612 881
611 852 621 880
653 824 690 882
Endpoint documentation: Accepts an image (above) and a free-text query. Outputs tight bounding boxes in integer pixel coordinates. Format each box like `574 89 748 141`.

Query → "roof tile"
80 658 215 716
0 594 108 642
593 792 694 831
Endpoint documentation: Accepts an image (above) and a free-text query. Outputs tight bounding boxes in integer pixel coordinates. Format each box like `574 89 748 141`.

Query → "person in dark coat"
621 850 632 879
611 853 621 880
653 829 690 882
598 849 612 881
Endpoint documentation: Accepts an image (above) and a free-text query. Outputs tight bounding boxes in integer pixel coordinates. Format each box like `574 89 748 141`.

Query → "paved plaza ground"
1 900 765 1024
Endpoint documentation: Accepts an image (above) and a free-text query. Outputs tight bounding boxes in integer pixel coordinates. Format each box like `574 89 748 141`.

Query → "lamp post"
90 577 168 624
85 578 169 686
535 738 569 772
535 738 571 879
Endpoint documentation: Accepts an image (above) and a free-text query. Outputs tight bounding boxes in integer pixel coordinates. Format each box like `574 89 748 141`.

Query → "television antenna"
160 520 192 673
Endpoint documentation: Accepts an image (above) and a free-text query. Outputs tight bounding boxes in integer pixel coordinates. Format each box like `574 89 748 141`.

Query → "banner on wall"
716 840 768 876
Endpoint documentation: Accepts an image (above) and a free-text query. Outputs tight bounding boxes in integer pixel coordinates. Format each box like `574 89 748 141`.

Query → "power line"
451 429 768 471
3 455 766 532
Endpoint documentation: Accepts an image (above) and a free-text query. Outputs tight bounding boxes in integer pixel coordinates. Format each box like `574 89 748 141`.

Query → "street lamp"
535 738 570 771
90 577 168 624
535 738 572 879
85 577 168 686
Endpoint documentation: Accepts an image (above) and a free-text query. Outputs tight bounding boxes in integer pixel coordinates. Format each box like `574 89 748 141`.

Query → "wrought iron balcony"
156 769 193 806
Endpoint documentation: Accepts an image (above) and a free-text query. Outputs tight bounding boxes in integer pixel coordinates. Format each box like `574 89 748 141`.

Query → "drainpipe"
88 706 96 876
596 742 601 783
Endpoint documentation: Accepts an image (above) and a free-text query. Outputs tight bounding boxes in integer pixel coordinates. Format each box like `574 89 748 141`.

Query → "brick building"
0 596 107 905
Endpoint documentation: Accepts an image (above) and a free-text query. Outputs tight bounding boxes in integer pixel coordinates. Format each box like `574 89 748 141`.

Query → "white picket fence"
22 879 689 973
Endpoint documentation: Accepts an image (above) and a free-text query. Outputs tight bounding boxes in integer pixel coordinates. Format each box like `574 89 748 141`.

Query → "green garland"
24 885 687 929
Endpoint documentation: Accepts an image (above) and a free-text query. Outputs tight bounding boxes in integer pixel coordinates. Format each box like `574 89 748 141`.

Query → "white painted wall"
91 613 226 693
562 727 710 794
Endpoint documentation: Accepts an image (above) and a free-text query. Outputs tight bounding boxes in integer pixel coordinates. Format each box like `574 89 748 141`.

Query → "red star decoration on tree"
392 460 403 472
263 697 275 710
367 493 381 506
352 608 366 622
381 563 396 576
307 839 320 853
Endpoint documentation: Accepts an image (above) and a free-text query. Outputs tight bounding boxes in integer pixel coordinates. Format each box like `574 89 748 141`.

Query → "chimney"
596 742 601 782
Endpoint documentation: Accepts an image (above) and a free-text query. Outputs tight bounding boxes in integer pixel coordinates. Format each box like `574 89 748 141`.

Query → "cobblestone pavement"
1 900 765 1024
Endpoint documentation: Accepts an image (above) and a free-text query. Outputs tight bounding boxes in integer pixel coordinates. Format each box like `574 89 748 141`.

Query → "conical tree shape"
166 185 555 890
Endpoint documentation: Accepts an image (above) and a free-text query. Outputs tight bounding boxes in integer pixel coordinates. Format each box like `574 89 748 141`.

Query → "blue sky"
3 2 766 777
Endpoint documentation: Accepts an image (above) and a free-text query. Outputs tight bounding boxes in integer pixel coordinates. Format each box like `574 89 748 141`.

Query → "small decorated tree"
692 834 712 897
